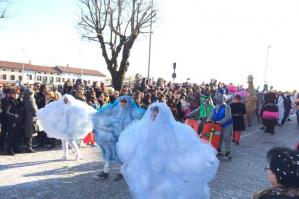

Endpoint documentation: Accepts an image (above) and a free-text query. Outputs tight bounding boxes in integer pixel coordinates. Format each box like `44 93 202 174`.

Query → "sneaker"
260 126 265 130
224 151 231 157
75 154 83 160
97 171 109 179
61 156 68 161
113 173 124 181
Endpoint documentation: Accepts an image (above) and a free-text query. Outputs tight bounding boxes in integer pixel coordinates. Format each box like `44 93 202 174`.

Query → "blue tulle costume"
93 96 145 163
117 102 219 199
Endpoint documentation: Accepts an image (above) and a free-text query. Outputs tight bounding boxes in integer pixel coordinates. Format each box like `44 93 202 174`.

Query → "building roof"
0 60 57 73
0 60 106 77
55 66 106 77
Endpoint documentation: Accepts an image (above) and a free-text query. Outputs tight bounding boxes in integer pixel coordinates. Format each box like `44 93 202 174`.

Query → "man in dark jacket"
0 88 11 151
23 88 38 153
6 88 23 155
281 94 292 125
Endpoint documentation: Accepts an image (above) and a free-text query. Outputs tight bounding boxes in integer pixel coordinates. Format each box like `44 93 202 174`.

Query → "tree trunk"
111 71 124 91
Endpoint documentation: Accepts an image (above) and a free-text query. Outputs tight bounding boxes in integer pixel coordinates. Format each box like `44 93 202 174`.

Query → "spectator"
23 88 38 153
0 88 11 151
6 88 23 155
252 147 299 199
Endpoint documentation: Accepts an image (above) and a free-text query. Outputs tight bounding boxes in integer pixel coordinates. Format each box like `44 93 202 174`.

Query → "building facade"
0 60 106 85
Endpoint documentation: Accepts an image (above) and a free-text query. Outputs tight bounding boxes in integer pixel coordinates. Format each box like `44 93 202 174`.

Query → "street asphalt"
0 115 298 199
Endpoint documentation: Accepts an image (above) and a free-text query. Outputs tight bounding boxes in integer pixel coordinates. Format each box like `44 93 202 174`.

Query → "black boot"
13 147 22 153
26 147 35 153
7 148 15 156
97 171 109 179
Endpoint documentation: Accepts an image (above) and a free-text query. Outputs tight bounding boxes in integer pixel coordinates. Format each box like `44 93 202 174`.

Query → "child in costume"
117 102 219 199
93 96 145 180
230 95 246 145
187 96 214 134
37 94 95 160
208 89 233 157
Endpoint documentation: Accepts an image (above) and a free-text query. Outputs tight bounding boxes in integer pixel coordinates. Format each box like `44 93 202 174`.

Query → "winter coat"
252 186 299 199
23 95 38 137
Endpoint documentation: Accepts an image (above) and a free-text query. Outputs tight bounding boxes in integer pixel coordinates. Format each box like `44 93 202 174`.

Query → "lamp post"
22 48 25 83
264 45 271 88
147 0 154 82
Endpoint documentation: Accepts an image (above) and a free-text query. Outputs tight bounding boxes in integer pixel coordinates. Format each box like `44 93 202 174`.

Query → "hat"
218 88 226 95
268 148 299 188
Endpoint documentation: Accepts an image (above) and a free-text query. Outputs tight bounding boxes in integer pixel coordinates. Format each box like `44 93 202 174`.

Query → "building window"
27 74 32 80
2 74 6 80
62 78 65 82
88 80 91 84
11 70 14 72
10 75 15 80
50 77 54 84
56 77 61 82
37 75 41 81
44 73 47 75
3 69 6 71
19 71 22 73
72 79 75 83
43 76 48 82
19 76 22 81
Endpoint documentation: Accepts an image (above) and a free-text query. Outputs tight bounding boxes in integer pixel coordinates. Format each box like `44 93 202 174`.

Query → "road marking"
240 114 296 140
240 128 260 139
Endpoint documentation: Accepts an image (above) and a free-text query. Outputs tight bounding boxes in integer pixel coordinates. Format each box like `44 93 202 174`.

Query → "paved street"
0 116 298 199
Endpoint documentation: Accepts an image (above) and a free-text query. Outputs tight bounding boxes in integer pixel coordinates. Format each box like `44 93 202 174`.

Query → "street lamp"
147 0 154 82
264 45 271 86
22 48 25 83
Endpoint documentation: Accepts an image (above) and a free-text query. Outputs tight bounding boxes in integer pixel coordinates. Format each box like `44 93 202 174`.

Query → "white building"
0 60 106 85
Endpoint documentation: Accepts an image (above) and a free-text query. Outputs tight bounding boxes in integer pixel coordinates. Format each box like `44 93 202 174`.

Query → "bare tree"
78 0 156 90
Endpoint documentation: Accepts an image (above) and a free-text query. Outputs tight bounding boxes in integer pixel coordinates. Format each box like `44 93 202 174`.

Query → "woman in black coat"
230 95 246 145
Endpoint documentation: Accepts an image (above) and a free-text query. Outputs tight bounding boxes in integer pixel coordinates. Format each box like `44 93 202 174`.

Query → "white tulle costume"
117 102 219 199
37 94 95 160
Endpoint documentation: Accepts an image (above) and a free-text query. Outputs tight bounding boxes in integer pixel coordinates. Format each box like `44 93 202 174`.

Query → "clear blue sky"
0 0 298 91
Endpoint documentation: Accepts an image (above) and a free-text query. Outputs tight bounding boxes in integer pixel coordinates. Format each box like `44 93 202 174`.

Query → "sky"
0 0 298 91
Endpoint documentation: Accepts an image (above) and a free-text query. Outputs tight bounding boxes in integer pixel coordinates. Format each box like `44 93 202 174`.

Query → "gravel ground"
0 117 298 199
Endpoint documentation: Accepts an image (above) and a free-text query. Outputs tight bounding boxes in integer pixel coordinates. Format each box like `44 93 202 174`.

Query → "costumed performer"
37 94 95 160
207 88 233 157
261 92 278 134
187 96 214 134
93 96 145 180
244 75 257 127
117 102 219 199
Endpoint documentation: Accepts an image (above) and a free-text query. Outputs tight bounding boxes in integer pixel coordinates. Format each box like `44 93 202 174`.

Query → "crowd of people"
0 77 298 156
0 76 299 198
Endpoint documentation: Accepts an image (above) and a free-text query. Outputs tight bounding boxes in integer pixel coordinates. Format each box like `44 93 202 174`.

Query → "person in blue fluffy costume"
117 102 219 199
93 95 145 180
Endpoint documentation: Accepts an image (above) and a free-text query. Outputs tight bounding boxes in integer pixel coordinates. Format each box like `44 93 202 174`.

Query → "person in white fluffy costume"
37 94 95 160
117 102 219 199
